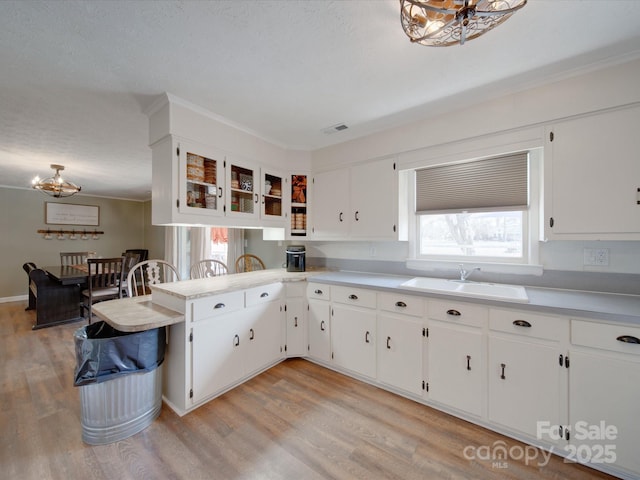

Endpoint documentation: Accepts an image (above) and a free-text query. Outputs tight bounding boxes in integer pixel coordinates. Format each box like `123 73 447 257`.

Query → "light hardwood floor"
1 300 616 480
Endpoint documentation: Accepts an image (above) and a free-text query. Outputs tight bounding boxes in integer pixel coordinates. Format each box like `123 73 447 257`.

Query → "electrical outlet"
583 248 610 266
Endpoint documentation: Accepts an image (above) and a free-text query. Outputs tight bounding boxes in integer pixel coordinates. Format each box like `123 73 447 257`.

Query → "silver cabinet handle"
233 334 240 347
260 292 269 298
214 303 225 309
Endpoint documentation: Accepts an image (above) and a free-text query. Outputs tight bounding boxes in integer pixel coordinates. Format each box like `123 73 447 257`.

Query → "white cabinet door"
308 299 331 362
286 296 307 357
310 169 349 238
191 313 247 405
546 105 640 239
377 313 424 396
244 300 284 375
569 350 640 475
331 304 376 379
488 336 564 442
261 168 285 222
428 321 484 417
226 157 260 218
350 157 398 239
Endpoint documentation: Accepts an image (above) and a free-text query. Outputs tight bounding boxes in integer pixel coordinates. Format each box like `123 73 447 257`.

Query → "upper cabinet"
151 135 286 227
544 104 640 240
286 173 309 239
310 157 399 241
226 159 258 218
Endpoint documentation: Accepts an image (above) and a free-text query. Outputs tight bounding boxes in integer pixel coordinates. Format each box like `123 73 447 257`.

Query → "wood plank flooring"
1 300 616 480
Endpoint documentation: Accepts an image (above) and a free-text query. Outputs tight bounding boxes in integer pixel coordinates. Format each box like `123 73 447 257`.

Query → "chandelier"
31 164 82 198
400 0 527 47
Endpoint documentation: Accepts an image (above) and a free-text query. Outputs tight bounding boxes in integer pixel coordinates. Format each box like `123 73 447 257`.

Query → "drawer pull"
294 316 298 327
513 320 532 328
214 303 226 309
314 289 324 295
260 292 269 298
320 320 326 332
447 309 461 317
348 294 359 300
365 331 371 344
233 334 240 347
466 355 471 371
354 211 359 221
617 335 640 344
339 212 344 222
500 363 506 380
386 336 391 349
395 301 407 308
249 328 255 340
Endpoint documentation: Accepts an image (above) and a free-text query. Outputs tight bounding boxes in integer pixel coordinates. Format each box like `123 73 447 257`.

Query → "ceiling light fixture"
31 164 82 197
399 0 527 47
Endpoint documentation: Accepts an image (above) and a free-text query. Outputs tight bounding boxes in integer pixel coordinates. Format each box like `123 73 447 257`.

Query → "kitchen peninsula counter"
92 269 321 331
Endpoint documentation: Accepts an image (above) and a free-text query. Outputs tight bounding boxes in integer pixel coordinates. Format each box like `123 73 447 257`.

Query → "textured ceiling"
1 0 640 201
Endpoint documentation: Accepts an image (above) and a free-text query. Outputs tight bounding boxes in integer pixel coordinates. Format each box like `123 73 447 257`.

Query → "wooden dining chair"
60 251 96 267
120 252 142 297
126 260 180 297
234 254 265 273
190 259 229 279
81 257 125 323
23 262 37 311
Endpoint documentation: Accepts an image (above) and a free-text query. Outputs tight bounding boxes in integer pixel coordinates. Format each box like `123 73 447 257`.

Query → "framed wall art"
45 202 100 226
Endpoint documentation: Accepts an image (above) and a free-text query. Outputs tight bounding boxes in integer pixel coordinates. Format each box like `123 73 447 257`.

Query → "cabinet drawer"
331 285 376 309
286 281 306 297
191 291 245 322
427 299 487 328
378 292 424 317
245 282 283 307
490 308 568 341
572 319 640 356
307 283 331 301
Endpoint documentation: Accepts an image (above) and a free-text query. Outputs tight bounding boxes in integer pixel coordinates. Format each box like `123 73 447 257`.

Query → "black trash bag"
74 321 166 386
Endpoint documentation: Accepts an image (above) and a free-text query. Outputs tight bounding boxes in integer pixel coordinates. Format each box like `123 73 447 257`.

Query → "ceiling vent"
322 123 349 135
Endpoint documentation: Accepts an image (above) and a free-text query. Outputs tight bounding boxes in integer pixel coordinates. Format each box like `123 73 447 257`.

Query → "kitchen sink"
400 277 529 303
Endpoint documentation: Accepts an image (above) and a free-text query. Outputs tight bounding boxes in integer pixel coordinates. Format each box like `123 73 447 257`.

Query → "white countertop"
150 268 318 300
307 271 640 325
92 268 640 332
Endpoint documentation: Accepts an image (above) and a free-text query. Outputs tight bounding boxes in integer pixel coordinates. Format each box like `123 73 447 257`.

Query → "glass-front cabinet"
179 141 224 218
289 173 308 237
226 159 259 218
261 170 284 220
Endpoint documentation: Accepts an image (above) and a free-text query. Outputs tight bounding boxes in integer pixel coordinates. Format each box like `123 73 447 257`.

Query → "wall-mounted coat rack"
37 228 104 240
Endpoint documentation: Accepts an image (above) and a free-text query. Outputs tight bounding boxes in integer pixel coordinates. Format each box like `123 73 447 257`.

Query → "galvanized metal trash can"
79 365 163 445
73 322 166 445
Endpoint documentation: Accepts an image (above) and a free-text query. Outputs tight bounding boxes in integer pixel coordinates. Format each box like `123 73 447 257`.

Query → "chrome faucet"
459 264 480 282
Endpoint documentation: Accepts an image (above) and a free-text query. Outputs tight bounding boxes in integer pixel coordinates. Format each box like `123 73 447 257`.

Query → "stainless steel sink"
400 277 529 303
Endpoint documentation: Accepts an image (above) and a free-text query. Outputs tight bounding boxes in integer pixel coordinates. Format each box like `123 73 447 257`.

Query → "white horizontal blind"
415 152 528 213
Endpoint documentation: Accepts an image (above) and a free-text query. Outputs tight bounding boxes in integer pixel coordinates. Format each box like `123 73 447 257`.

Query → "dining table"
43 264 89 285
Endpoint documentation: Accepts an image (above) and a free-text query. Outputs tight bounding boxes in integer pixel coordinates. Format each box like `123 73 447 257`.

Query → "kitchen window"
413 150 540 268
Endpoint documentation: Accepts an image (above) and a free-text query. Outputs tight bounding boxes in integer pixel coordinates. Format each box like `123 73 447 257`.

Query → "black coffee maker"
286 245 306 272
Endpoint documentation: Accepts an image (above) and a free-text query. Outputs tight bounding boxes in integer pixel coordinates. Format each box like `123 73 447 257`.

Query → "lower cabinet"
487 309 568 443
330 285 377 379
307 283 331 362
285 282 308 357
426 300 487 417
192 311 247 405
377 292 425 397
164 283 284 415
569 319 640 476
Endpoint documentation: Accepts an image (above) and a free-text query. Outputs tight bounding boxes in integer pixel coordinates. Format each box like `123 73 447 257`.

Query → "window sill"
405 259 544 276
